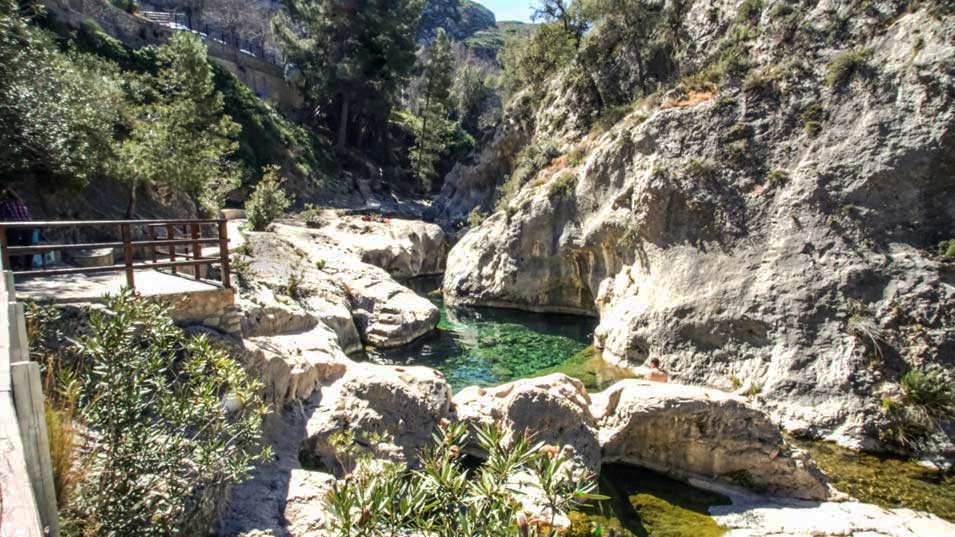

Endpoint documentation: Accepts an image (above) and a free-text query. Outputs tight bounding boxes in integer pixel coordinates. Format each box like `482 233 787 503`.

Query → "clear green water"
796 439 955 522
363 277 726 535
364 276 634 393
569 465 730 537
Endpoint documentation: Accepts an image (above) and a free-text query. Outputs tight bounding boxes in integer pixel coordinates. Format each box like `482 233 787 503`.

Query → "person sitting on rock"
646 358 669 383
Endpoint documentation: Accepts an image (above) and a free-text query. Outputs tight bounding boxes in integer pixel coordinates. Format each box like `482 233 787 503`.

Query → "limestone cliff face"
442 2 955 451
418 0 496 42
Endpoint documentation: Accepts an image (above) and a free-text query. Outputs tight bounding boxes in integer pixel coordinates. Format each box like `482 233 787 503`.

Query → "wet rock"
593 380 832 501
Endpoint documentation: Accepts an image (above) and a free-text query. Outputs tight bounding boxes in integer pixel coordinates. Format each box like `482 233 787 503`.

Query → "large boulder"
593 380 831 501
304 363 452 474
317 217 449 279
239 225 440 350
453 374 602 476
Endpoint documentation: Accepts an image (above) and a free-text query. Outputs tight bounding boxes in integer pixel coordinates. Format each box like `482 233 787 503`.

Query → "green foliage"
212 64 329 191
769 2 795 19
246 165 292 231
566 145 588 167
766 169 789 187
548 173 578 199
412 29 455 192
500 21 577 94
724 122 753 143
684 159 717 181
937 240 955 259
0 2 121 187
275 0 422 149
467 206 489 227
825 48 872 87
735 0 762 23
60 291 269 536
881 369 955 451
801 103 827 138
112 32 240 216
715 24 757 77
111 0 137 13
325 422 600 536
804 121 823 137
495 142 561 211
591 103 632 134
281 269 310 301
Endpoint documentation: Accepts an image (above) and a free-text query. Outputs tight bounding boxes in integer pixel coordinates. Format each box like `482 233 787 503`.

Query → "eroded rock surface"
594 380 831 501
316 217 449 279
303 363 452 474
454 374 601 475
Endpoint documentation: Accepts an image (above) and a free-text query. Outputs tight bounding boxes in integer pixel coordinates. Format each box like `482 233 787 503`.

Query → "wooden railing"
0 219 232 291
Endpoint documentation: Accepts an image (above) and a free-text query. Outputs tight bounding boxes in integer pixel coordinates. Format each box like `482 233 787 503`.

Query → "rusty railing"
0 219 232 291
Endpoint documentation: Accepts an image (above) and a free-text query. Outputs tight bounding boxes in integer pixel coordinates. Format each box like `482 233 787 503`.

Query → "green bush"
766 169 789 187
495 142 561 211
325 422 602 536
804 121 823 138
246 166 293 231
881 369 955 451
801 104 826 137
937 240 955 259
825 48 872 87
61 291 269 535
467 206 489 227
548 173 578 198
735 0 762 23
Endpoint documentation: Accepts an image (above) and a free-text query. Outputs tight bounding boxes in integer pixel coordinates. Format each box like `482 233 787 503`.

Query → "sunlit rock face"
593 380 831 501
303 363 452 474
442 6 955 452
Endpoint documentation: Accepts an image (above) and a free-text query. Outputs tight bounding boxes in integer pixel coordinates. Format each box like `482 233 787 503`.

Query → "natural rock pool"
363 276 635 392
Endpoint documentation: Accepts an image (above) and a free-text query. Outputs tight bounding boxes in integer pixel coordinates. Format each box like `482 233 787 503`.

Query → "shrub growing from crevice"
495 141 562 211
825 48 873 87
937 239 955 259
881 369 955 451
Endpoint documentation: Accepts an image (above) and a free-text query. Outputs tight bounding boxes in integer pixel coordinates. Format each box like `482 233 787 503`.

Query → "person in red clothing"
0 188 33 269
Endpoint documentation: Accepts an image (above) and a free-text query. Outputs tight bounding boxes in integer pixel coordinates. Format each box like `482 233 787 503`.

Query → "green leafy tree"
326 422 604 536
245 165 292 230
500 22 577 94
60 291 269 536
411 28 454 192
112 32 240 217
533 0 588 47
274 0 423 150
0 0 121 187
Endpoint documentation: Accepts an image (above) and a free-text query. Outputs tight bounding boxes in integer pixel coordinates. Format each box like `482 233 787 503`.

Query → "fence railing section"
0 219 232 292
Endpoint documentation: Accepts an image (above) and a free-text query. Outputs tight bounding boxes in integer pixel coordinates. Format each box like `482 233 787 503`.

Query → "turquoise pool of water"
364 276 634 393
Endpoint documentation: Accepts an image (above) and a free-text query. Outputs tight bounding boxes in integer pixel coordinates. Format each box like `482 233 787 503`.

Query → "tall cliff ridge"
418 0 497 41
441 0 955 452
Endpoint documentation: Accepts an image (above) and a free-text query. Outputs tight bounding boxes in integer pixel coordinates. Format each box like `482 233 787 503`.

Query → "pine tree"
411 28 454 192
275 0 423 150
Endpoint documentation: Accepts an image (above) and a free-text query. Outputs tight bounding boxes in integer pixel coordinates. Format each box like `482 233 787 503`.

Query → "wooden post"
12 360 60 537
191 223 202 281
121 224 135 291
166 224 178 275
217 220 231 289
0 225 10 271
149 225 158 264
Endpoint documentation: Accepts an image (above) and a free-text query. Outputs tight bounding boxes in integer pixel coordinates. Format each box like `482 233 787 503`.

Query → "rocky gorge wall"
441 1 955 452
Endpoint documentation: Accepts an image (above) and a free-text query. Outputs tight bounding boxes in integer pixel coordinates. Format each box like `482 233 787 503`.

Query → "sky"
478 1 535 22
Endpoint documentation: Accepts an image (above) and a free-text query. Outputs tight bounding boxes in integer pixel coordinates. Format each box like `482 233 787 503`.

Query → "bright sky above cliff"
480 1 535 22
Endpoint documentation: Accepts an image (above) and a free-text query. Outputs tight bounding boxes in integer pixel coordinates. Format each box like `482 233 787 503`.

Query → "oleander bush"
325 422 603 537
33 291 272 536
